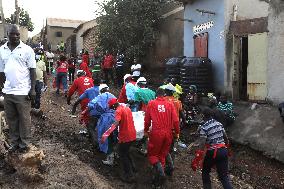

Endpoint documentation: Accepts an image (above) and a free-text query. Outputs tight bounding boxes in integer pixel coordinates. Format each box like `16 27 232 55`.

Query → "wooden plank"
229 17 268 36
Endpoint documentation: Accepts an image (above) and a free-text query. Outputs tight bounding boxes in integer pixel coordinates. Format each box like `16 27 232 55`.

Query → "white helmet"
137 77 147 84
76 70 86 76
123 74 132 82
165 83 176 92
99 84 109 92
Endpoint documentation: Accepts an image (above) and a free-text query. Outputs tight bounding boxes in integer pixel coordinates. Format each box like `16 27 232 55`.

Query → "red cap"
108 98 118 107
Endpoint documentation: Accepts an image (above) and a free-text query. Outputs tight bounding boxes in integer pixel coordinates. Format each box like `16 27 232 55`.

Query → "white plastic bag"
132 111 145 140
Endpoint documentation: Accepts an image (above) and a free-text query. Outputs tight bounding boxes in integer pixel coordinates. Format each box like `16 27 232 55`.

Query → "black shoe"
165 167 174 176
120 174 136 183
18 146 30 153
8 145 19 153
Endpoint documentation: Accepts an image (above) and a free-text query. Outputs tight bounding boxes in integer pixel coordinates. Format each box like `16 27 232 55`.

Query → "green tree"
95 0 171 60
5 8 34 32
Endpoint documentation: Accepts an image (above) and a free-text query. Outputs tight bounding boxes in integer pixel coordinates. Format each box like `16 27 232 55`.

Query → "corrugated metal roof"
46 18 85 28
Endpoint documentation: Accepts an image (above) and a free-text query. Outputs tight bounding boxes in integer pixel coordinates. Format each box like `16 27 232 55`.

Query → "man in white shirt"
0 25 36 153
45 49 54 74
130 58 142 78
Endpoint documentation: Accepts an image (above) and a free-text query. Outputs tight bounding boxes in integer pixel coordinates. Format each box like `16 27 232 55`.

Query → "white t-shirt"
0 41 36 95
131 64 141 76
45 51 54 63
36 60 46 82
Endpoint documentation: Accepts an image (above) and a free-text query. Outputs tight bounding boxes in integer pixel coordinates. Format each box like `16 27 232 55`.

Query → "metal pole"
15 0 19 25
0 0 6 39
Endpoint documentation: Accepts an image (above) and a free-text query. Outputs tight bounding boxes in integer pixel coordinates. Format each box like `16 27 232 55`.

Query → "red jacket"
79 61 92 78
115 105 136 143
144 97 179 135
56 60 68 73
82 54 89 65
118 81 136 103
118 84 127 103
68 76 94 97
102 54 114 69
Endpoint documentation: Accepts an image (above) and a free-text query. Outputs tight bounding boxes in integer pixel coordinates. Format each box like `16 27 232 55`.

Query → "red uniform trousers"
147 130 173 167
80 99 89 125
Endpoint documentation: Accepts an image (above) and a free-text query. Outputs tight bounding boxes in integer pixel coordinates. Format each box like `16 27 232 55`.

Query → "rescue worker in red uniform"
118 74 132 103
144 88 180 186
102 52 115 85
80 52 92 78
67 70 94 125
108 98 137 183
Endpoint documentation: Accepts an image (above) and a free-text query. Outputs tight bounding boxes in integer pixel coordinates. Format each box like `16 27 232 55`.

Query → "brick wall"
82 27 97 55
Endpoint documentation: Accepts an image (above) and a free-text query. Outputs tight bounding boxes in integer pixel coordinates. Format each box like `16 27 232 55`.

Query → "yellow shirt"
36 60 46 82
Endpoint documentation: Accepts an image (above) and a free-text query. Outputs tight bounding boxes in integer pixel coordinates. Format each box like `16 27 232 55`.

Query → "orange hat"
108 98 118 107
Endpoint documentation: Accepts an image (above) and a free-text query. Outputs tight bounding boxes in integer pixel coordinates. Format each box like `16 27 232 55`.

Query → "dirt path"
0 79 283 188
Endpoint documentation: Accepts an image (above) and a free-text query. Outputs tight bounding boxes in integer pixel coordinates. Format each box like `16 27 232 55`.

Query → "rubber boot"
153 162 166 186
165 154 174 176
102 153 114 166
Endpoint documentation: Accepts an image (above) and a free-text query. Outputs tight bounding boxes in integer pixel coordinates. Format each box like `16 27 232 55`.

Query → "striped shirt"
199 119 225 146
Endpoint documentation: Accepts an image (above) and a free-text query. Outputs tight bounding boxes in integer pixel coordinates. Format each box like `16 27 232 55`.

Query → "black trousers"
119 141 135 176
202 148 232 189
103 68 114 85
116 66 124 87
87 116 99 147
68 68 75 83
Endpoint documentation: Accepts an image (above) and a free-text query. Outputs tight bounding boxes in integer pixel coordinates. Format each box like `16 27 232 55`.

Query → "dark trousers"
4 94 32 148
119 141 135 176
34 80 43 109
46 61 53 74
202 148 233 189
103 68 114 85
116 66 124 87
87 116 98 147
68 68 75 83
56 72 68 92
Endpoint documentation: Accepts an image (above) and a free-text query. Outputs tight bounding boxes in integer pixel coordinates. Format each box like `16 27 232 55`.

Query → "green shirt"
134 88 156 104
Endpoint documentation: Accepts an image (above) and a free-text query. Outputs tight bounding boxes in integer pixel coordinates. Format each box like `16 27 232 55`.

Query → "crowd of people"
0 24 236 188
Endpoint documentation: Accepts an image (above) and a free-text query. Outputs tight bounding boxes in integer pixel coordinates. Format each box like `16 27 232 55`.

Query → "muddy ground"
0 75 284 189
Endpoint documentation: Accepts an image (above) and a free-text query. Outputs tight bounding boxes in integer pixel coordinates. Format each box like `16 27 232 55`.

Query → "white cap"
99 84 109 91
123 74 132 82
76 70 86 75
165 83 176 92
137 77 147 84
132 71 140 77
131 64 141 71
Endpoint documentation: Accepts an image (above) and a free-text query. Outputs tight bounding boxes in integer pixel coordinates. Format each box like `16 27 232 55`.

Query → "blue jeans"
130 102 139 112
35 80 43 109
56 72 68 93
202 148 233 189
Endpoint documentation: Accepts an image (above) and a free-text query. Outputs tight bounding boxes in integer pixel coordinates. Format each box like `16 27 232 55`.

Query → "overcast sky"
2 0 100 37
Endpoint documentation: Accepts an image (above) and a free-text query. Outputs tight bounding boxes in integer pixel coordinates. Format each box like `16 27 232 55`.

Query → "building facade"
44 18 84 51
147 3 184 69
81 27 97 54
180 0 270 101
73 19 97 55
65 34 76 57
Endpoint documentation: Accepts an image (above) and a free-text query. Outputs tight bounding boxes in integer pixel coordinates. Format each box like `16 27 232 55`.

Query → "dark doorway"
194 32 208 57
239 37 248 100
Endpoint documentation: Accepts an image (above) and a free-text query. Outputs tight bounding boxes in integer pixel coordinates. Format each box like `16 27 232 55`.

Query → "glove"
67 96 71 105
101 124 117 143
